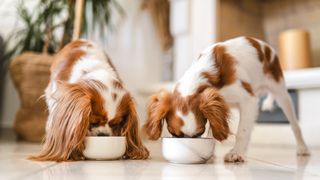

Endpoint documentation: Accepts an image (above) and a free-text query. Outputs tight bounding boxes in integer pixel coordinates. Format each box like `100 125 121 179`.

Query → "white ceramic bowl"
83 136 126 160
162 137 214 164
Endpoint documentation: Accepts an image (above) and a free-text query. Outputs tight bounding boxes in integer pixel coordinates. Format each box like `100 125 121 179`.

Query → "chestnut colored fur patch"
264 45 272 62
246 37 283 82
199 88 230 141
144 90 172 140
202 45 236 89
268 56 283 82
86 81 108 126
166 111 185 137
172 91 188 114
241 81 254 96
246 37 264 62
52 40 89 81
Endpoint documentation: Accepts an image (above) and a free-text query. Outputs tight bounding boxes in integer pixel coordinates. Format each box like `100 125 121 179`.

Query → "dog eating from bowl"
144 36 310 163
29 40 149 161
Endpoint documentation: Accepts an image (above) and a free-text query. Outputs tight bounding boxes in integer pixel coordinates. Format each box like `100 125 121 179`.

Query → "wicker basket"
10 52 53 142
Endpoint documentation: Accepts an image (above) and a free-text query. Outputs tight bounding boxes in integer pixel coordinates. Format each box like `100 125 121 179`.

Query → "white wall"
171 0 218 80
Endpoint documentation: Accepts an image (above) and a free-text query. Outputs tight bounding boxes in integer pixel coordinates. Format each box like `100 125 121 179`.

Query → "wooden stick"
73 0 84 40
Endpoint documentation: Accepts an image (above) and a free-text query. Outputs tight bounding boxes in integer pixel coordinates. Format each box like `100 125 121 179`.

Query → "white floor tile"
247 144 320 176
1 133 319 180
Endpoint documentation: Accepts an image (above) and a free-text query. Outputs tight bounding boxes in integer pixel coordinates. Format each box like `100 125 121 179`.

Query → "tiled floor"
1 129 319 180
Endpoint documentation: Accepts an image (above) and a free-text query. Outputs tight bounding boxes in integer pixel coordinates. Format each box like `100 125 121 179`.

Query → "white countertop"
284 67 320 89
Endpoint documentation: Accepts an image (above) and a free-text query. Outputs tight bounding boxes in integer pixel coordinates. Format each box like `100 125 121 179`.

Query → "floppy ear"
116 94 150 160
143 90 171 140
29 81 94 161
199 88 230 141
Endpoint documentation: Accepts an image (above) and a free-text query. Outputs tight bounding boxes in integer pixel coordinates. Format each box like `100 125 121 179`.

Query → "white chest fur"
176 111 197 137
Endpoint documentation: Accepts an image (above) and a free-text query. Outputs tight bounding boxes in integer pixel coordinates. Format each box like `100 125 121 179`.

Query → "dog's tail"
261 93 275 112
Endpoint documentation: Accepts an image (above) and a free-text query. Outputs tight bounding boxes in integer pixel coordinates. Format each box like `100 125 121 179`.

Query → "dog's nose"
97 132 109 136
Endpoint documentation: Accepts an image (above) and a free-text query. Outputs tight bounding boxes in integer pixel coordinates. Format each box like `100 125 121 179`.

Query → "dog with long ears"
144 36 310 162
30 40 149 161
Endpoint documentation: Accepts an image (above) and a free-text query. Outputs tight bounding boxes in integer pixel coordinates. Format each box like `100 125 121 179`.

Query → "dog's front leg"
224 97 259 163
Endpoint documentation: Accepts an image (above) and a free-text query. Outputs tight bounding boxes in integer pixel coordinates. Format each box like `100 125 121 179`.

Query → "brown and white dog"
30 40 149 161
144 36 310 162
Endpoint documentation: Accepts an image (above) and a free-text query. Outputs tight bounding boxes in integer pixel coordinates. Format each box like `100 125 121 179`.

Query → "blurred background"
0 0 319 147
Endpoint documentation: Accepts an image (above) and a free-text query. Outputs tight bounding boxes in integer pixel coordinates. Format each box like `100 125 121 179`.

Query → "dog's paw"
224 151 245 163
297 146 311 156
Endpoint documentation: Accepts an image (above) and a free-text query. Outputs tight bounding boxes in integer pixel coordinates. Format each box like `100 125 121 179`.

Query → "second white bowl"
83 136 126 160
162 137 214 164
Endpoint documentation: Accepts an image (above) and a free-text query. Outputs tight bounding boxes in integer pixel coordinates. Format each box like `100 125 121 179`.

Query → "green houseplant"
5 0 124 60
6 0 123 142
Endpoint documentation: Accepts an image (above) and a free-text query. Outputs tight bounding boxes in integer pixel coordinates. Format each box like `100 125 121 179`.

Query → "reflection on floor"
0 129 319 180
